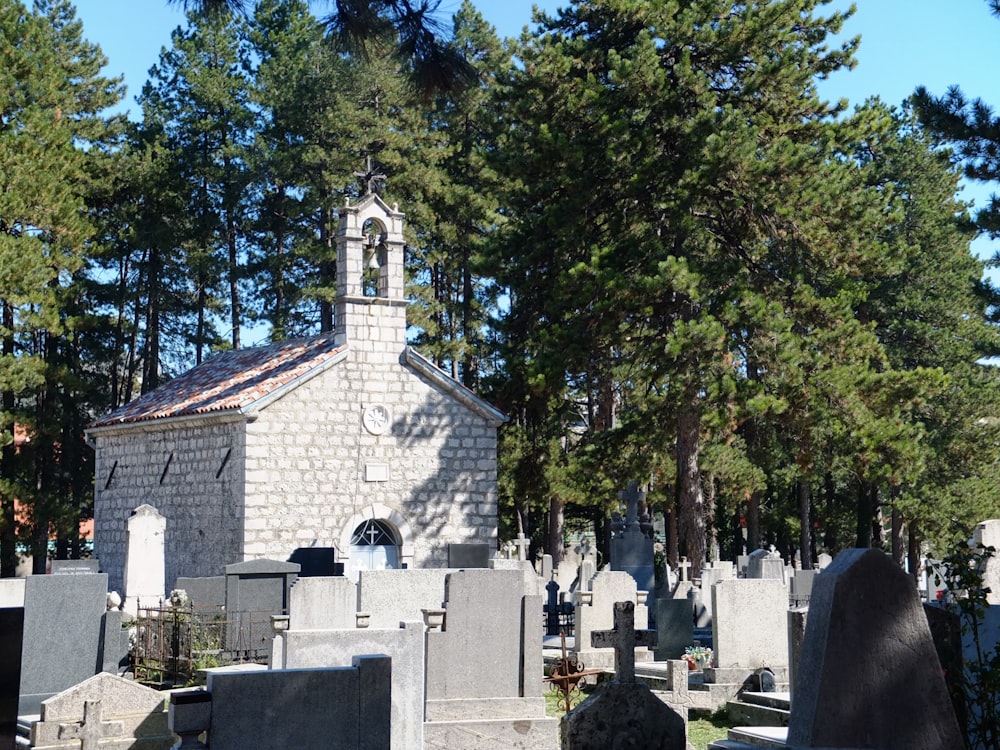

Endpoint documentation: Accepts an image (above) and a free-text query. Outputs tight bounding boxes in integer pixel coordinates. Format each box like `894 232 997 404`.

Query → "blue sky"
71 0 1000 228
70 0 999 115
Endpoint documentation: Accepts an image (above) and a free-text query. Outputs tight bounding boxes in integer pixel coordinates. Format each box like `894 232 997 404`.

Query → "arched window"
347 518 399 582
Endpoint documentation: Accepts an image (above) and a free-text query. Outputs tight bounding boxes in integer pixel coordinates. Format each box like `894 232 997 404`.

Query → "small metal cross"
590 601 656 684
58 700 125 750
354 154 386 196
544 631 603 713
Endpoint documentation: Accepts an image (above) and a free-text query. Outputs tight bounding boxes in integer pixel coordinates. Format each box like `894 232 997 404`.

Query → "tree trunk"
891 504 905 567
546 495 564 565
746 490 761 551
855 481 873 548
0 302 16 577
676 405 705 579
798 479 812 570
907 521 921 584
704 473 718 563
665 505 678 569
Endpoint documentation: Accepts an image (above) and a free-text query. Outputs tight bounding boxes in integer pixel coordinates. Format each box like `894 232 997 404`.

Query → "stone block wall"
92 417 246 595
243 345 498 570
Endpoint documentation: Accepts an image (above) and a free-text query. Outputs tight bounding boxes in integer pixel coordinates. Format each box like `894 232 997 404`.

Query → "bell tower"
334 190 407 352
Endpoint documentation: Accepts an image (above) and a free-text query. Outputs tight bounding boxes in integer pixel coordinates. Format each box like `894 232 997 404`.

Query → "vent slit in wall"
160 452 173 485
104 460 117 490
216 447 232 479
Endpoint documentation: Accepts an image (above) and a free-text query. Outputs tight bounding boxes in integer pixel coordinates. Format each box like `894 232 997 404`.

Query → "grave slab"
0 608 23 750
205 656 390 750
787 548 963 750
20 573 108 716
561 602 684 750
28 673 172 750
280 622 423 750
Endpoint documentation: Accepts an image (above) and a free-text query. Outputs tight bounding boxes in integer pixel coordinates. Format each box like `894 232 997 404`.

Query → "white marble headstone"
123 504 166 616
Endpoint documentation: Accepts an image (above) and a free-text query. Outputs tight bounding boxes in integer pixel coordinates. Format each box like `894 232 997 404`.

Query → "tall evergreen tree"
139 9 255 362
489 0 949 574
0 0 121 574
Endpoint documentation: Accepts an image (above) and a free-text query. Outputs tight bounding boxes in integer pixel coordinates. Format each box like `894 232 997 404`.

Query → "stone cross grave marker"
513 533 531 562
591 601 657 684
677 557 691 583
58 700 124 750
618 481 644 529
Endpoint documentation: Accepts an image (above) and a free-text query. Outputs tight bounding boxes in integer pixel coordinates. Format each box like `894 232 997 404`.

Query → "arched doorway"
347 518 400 582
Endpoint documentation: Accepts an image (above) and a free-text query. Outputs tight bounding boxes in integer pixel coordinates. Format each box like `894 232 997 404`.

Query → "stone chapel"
87 193 506 595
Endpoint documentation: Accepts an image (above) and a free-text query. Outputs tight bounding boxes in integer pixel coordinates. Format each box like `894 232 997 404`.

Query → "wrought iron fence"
132 605 276 686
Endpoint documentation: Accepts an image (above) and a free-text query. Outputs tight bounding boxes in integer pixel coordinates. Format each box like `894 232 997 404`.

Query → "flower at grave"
682 645 713 667
168 589 189 608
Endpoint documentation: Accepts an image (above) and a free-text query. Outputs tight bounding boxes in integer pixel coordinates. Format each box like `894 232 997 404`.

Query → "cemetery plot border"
132 605 272 686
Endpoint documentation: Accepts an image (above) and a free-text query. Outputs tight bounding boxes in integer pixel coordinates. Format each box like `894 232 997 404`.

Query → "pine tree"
0 0 121 574
138 9 255 361
172 0 474 94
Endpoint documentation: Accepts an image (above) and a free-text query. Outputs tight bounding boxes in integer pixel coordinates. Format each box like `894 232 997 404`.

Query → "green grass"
688 710 734 749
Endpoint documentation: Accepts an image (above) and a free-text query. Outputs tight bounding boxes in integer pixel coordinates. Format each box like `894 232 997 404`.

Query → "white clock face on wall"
362 404 391 435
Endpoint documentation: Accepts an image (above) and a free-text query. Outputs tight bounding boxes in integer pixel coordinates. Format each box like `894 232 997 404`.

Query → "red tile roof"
91 335 348 427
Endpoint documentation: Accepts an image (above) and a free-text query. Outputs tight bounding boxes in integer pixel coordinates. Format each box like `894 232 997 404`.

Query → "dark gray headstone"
224 560 299 652
205 656 390 750
50 559 100 575
924 602 966 738
654 598 693 660
99 609 129 676
19 573 108 715
787 605 808 695
175 576 226 611
288 547 342 577
788 548 963 750
446 543 490 569
0 608 24 750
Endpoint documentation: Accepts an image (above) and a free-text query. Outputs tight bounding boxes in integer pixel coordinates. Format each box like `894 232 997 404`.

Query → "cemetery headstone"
174 576 225 611
358 568 450 629
224 558 299 655
20 573 109 716
424 569 557 749
0 608 23 750
288 547 341 577
745 547 785 582
288 576 356 630
27 672 173 750
0 579 24 608
205 656 391 750
446 543 490 569
789 568 816 605
513 533 531 562
561 601 684 750
815 552 832 570
49 560 100 576
974 519 1000 605
786 605 808 695
736 554 750 578
923 602 966 737
575 570 650 670
577 557 596 593
711 579 788 675
787 548 963 750
610 482 655 593
654 598 693 661
57 700 123 749
123 504 166 616
280 621 424 750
